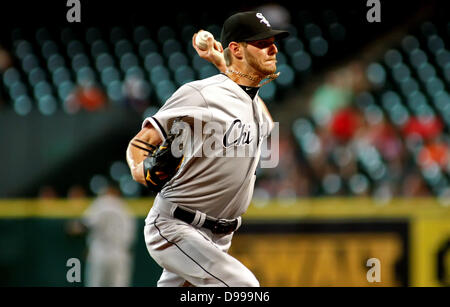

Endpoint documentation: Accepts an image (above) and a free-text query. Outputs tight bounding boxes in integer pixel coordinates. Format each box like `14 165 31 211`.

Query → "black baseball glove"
131 118 185 193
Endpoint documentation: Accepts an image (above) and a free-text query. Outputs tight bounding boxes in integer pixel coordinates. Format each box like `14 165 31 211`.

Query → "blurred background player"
67 184 136 287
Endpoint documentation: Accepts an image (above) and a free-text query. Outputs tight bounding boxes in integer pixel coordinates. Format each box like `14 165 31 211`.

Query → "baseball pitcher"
126 11 288 287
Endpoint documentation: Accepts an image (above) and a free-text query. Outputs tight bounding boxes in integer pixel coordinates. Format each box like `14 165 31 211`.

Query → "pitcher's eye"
250 40 273 49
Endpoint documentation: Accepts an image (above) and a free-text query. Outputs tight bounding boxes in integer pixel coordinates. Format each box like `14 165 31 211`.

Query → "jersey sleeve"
258 96 275 137
142 84 212 140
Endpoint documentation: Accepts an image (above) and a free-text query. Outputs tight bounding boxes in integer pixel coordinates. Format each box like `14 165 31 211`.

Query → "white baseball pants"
143 197 259 287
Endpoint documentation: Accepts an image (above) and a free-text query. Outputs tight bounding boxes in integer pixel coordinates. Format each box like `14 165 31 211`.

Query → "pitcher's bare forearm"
126 125 162 185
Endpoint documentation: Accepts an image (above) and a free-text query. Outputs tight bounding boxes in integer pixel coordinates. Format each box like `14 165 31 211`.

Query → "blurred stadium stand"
288 1 449 204
0 0 448 201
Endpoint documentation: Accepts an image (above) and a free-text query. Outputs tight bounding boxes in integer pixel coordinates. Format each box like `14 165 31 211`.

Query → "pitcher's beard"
250 61 276 77
245 51 277 77
259 63 277 76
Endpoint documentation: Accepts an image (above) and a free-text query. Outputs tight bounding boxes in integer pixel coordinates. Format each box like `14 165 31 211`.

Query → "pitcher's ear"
229 42 244 60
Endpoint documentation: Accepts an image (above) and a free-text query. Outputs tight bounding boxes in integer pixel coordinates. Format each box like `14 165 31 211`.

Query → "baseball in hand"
195 30 214 51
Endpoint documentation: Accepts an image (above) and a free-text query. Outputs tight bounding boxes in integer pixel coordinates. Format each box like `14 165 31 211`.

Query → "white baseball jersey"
143 73 273 287
143 73 274 220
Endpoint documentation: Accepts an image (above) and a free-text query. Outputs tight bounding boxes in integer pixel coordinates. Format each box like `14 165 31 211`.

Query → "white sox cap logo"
256 13 271 27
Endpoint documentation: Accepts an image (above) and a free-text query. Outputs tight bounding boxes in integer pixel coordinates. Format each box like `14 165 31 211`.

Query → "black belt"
173 207 238 235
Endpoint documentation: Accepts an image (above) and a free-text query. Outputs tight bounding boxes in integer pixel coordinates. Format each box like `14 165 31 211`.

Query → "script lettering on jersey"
223 119 253 147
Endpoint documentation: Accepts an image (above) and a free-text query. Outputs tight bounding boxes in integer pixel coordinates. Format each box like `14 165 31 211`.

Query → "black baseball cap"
220 11 289 48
